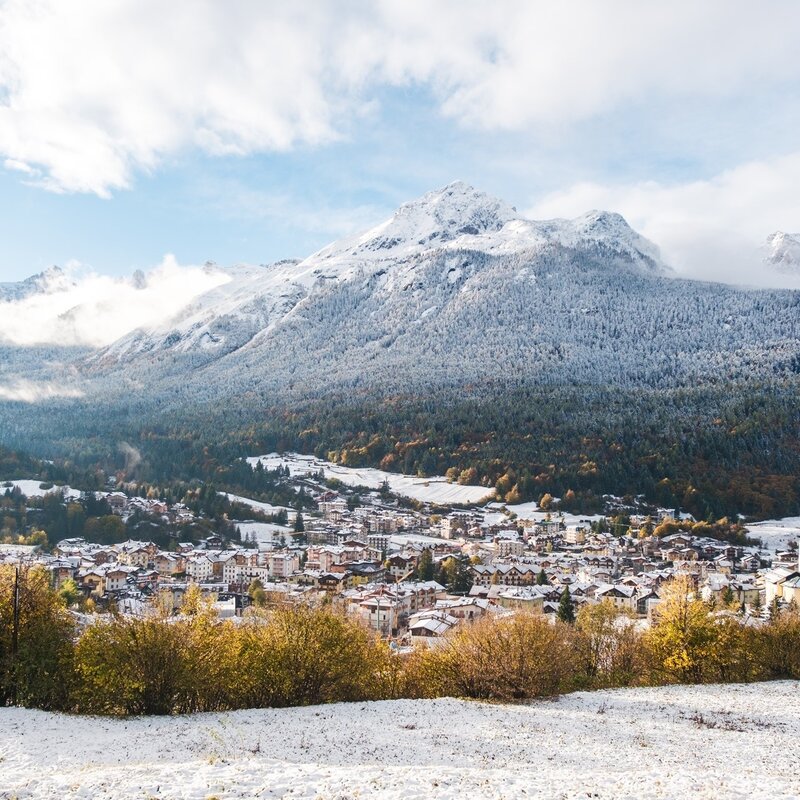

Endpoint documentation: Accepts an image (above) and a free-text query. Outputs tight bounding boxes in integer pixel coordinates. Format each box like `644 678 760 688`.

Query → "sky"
1 0 800 287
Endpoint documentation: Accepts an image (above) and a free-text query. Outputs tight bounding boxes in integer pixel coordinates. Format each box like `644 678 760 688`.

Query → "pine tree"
536 568 548 586
449 558 474 595
416 548 434 581
721 585 735 607
557 586 575 624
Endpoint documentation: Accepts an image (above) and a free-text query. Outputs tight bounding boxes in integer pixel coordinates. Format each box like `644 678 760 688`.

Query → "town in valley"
4 453 798 641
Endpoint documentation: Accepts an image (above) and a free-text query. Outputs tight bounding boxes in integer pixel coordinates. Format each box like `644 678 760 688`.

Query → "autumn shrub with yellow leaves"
3 569 800 716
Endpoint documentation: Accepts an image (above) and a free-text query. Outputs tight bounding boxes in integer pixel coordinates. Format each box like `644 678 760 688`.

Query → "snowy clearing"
0 479 81 500
234 520 291 550
484 501 604 527
745 516 800 554
1 682 799 799
248 452 494 505
221 492 295 520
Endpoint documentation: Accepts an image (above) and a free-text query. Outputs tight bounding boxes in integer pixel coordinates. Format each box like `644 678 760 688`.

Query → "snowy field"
1 479 81 499
484 500 604 527
221 492 293 518
249 452 494 505
2 682 799 799
234 520 292 550
745 516 800 554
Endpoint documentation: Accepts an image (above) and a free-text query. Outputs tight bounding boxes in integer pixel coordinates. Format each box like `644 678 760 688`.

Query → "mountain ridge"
1 184 799 517
1 182 797 397
87 182 670 364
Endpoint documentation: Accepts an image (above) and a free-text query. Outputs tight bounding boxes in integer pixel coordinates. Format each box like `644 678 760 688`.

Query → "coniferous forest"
1 376 799 520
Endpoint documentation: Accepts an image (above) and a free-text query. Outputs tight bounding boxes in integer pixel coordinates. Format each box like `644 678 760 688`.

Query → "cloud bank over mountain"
528 153 800 287
0 256 228 347
1 2 799 287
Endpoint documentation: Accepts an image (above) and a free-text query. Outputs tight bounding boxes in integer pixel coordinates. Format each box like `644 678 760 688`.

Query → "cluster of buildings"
2 480 798 642
100 491 196 524
466 525 772 617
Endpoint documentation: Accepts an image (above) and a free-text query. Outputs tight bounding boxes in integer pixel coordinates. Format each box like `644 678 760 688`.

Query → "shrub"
573 600 644 689
0 565 74 710
73 616 191 715
408 613 572 701
643 577 758 684
235 605 393 708
753 607 800 679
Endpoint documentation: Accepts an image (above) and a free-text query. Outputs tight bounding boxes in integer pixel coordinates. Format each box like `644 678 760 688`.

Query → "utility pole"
11 565 21 706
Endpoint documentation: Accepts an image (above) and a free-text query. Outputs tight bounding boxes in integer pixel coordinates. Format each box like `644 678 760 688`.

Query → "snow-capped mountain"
293 181 666 281
0 265 76 302
763 231 800 274
88 182 668 365
1 182 799 418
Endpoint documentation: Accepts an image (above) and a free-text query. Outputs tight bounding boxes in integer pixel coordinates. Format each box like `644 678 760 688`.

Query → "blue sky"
2 1 800 283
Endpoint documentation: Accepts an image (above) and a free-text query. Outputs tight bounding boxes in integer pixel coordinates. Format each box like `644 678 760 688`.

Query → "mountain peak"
574 209 632 231
763 231 800 274
394 181 519 239
0 265 74 302
291 182 669 283
301 182 520 273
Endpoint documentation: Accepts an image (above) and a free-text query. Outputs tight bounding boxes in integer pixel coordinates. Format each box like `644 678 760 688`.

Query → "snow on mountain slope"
95 261 306 360
4 182 798 411
289 181 666 284
2 682 799 800
294 181 522 277
0 266 76 302
764 231 800 275
90 182 668 366
62 180 797 408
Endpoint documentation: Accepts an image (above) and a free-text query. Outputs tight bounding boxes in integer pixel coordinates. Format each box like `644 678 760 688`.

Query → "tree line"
3 375 800 521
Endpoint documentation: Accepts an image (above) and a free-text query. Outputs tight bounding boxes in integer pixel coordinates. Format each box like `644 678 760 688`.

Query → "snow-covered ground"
0 479 81 500
234 520 292 550
484 500 604 527
388 532 456 548
221 492 293 518
745 516 800 554
2 682 799 799
249 452 494 505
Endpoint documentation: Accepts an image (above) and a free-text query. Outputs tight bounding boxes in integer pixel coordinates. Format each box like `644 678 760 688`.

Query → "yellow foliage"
405 613 572 700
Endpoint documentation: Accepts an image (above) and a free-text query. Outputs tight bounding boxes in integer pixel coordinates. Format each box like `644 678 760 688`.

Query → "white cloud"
2 1 800 195
0 380 85 403
526 153 800 287
0 256 230 346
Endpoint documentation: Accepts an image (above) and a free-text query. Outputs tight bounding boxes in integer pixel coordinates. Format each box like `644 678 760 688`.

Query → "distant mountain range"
0 265 77 302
